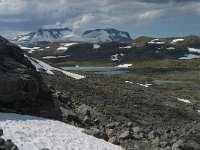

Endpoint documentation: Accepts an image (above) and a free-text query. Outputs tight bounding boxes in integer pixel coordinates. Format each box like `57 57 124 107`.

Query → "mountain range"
12 27 132 46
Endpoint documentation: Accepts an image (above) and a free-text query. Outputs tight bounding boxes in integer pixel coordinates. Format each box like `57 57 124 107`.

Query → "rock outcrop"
0 36 55 117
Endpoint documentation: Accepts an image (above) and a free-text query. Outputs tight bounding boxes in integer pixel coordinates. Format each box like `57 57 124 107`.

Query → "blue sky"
0 0 200 39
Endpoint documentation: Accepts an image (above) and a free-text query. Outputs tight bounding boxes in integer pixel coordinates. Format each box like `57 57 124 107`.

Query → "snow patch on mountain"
119 46 131 49
148 39 165 44
57 43 78 51
179 54 200 60
171 39 184 44
111 53 124 61
42 55 70 59
25 55 85 79
166 47 175 50
177 98 191 104
93 44 100 49
137 83 152 88
188 47 200 53
116 64 132 68
0 113 123 150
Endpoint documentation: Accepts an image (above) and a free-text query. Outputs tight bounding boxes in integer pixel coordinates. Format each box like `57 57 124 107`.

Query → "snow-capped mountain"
13 27 79 46
12 28 132 46
82 28 132 43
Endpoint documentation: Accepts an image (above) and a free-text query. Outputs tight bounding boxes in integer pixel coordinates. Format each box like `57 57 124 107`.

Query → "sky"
0 0 200 39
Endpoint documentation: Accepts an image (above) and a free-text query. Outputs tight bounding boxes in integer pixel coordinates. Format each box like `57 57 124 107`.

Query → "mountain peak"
82 28 132 42
13 27 77 46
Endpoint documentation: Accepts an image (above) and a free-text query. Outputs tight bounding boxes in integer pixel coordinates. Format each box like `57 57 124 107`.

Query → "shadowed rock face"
0 36 54 117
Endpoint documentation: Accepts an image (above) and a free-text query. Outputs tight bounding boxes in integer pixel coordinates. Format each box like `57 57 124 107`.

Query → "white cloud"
0 0 200 38
136 10 164 22
72 14 95 30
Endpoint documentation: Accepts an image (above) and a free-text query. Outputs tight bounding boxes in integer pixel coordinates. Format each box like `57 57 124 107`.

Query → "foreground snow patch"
0 113 123 150
177 98 191 104
25 55 85 79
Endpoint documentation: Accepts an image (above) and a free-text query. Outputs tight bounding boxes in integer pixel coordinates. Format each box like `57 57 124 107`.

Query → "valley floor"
41 59 200 149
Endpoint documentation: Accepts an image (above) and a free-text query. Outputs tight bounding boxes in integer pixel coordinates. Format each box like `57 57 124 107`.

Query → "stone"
133 144 140 150
119 131 132 140
83 128 109 141
106 129 115 137
159 141 168 148
127 122 133 127
60 107 79 122
77 104 101 118
133 134 143 140
93 118 100 125
83 116 92 125
133 127 143 134
0 129 3 136
172 140 184 150
152 137 160 146
108 136 119 145
148 131 156 139
106 122 116 129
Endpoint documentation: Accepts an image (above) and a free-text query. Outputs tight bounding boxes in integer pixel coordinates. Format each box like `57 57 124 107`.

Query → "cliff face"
0 36 54 117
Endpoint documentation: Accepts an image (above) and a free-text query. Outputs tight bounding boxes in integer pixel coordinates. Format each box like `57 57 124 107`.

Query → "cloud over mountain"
0 0 200 38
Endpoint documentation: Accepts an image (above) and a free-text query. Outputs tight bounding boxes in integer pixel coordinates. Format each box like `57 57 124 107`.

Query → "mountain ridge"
12 27 133 46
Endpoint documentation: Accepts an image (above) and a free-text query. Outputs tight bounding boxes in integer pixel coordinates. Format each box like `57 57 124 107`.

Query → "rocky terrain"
0 35 56 118
1 36 200 149
0 129 18 150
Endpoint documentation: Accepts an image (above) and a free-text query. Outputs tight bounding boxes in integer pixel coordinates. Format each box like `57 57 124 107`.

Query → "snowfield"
25 55 85 79
0 113 123 150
